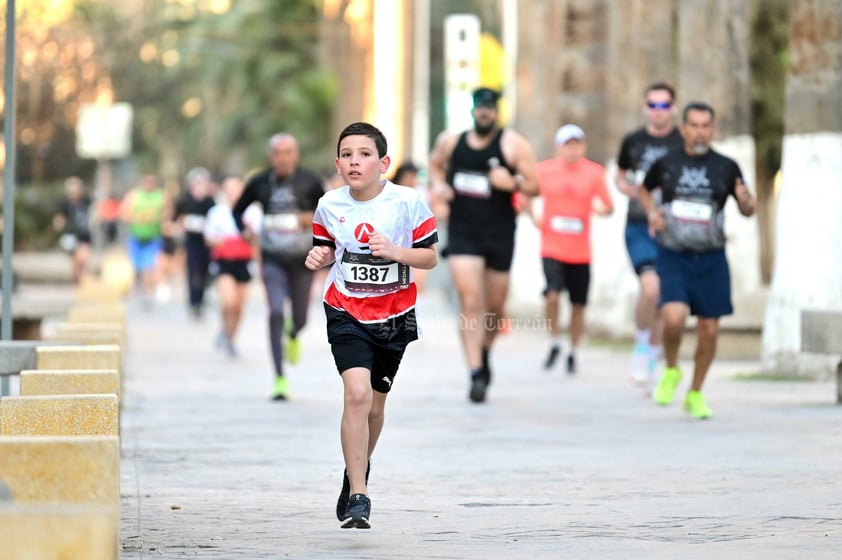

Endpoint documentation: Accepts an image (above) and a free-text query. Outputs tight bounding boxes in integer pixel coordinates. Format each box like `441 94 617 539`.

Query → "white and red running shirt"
312 181 438 327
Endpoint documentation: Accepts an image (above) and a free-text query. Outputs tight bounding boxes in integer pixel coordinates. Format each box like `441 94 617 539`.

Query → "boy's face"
335 135 390 191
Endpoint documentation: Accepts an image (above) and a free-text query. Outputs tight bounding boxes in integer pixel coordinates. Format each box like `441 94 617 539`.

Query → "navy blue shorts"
657 246 733 318
625 222 658 276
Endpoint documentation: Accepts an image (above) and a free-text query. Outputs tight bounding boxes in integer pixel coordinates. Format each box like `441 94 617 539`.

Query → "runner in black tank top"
428 87 539 404
446 128 517 237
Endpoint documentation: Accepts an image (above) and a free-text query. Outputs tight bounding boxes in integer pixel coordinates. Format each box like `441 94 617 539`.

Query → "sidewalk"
119 285 842 559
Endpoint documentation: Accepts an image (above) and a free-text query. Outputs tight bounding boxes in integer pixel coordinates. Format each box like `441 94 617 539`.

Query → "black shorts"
162 235 177 256
445 229 515 272
213 259 252 284
542 258 590 305
325 304 408 394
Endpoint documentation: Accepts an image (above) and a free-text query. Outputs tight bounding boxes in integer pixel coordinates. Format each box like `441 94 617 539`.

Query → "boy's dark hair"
644 81 676 101
337 122 388 158
682 101 716 123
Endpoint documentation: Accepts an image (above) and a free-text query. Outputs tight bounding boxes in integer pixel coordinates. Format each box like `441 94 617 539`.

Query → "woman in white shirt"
204 176 261 356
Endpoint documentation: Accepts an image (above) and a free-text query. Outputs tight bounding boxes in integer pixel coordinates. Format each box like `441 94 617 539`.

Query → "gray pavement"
119 282 842 559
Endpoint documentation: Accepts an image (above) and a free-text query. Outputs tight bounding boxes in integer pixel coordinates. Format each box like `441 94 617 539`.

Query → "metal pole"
1 0 16 396
411 0 430 167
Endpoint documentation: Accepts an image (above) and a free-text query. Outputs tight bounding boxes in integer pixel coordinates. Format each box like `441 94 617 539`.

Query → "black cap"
472 87 500 108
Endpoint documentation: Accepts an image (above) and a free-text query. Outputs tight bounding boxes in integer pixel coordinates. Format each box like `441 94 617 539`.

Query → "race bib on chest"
549 216 584 235
452 171 491 199
263 212 300 233
660 197 725 252
670 199 714 222
341 250 410 294
183 214 206 233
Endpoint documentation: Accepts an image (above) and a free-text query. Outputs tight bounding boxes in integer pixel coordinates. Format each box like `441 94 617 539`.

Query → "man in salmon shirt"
525 124 613 374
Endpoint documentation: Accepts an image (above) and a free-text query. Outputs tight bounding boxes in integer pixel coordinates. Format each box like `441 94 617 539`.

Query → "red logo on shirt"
354 223 374 243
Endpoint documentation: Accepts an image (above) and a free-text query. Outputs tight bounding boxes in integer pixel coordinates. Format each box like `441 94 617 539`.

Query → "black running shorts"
325 304 407 394
542 258 590 305
445 228 515 272
162 235 178 256
328 332 404 394
213 259 252 284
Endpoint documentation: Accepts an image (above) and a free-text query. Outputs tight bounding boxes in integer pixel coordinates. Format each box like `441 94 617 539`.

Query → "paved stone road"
119 286 842 559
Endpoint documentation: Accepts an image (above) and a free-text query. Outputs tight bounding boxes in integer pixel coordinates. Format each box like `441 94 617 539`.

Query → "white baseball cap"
554 124 585 145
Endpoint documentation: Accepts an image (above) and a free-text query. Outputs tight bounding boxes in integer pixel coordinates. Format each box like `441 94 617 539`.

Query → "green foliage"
70 0 337 180
0 183 64 250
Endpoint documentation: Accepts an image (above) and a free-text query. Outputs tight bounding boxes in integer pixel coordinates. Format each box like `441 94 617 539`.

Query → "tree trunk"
762 0 842 376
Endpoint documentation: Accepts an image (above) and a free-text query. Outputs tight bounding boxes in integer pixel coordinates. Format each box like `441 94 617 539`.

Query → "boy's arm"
368 231 437 270
305 244 336 270
396 245 437 270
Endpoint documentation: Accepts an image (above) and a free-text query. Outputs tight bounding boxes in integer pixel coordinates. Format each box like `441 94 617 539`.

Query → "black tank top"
445 129 517 235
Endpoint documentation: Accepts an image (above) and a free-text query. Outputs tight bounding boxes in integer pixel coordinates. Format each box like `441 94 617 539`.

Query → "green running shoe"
286 336 301 365
271 376 289 401
653 367 682 405
683 390 712 419
284 319 301 365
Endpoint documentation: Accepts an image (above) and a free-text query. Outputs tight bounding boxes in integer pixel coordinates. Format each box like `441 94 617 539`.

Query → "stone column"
605 0 677 156
515 0 568 160
676 0 752 137
318 0 371 140
762 0 842 375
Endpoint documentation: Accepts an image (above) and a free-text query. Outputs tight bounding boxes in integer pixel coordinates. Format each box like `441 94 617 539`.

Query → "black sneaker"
544 345 561 370
341 494 371 529
336 461 370 522
566 354 576 375
469 374 488 403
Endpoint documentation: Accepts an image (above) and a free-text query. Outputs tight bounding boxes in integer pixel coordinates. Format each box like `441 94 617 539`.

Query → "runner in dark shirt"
53 176 92 284
615 82 684 387
638 101 756 419
174 167 215 319
232 133 325 401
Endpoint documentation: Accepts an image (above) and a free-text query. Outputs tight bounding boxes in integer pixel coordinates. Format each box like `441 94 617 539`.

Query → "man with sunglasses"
615 82 684 389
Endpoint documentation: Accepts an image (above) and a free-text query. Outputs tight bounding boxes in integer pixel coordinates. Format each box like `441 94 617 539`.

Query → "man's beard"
691 143 709 155
474 120 494 137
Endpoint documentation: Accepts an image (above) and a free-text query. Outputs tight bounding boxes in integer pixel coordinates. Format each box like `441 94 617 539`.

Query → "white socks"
635 329 651 347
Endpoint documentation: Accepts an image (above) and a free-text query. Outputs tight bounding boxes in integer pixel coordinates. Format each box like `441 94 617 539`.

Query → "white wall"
762 132 842 376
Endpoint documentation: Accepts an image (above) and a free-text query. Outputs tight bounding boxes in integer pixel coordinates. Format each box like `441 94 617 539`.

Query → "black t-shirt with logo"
233 166 324 263
643 148 743 252
616 127 684 223
174 194 215 243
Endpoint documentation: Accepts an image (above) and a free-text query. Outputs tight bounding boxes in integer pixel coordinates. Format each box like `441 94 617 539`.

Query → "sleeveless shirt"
445 129 516 235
